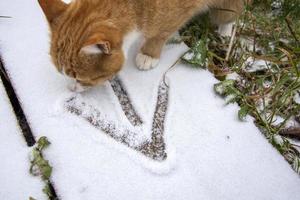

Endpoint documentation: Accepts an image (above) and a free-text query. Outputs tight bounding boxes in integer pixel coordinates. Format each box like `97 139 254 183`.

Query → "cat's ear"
38 0 68 24
81 43 111 55
81 34 111 55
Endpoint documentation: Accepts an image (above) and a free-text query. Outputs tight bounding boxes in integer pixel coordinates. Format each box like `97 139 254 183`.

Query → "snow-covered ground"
0 80 45 200
0 0 300 199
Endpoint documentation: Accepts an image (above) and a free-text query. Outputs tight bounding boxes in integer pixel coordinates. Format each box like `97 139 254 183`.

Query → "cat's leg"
209 0 247 36
209 0 244 25
136 36 167 70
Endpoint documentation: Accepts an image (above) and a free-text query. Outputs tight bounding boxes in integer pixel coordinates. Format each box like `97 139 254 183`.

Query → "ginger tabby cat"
38 0 247 91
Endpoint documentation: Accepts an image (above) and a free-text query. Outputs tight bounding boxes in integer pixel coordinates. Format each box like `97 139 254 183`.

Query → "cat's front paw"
136 53 159 71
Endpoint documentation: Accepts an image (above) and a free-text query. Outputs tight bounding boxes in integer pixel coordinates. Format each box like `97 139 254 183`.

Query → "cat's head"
38 0 124 89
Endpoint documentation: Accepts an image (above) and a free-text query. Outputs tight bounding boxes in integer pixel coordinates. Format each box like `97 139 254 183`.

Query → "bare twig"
225 24 237 62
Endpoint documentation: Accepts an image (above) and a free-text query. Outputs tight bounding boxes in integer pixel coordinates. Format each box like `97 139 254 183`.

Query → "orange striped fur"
38 0 247 88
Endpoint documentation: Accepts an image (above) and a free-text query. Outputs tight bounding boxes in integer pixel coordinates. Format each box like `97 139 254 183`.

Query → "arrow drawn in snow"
65 76 169 161
110 77 143 127
140 82 168 160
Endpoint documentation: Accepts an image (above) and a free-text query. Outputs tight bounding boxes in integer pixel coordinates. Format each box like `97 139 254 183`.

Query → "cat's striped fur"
38 0 248 90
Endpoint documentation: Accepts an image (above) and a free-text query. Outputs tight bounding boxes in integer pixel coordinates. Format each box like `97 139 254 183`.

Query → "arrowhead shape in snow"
65 76 169 161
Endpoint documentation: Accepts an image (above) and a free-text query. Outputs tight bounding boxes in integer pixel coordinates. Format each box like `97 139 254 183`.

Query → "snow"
0 0 300 200
244 57 271 73
217 23 234 37
294 92 300 104
64 95 147 148
0 80 45 200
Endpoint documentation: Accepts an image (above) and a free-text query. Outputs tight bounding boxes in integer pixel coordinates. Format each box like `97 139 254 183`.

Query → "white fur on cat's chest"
122 30 143 59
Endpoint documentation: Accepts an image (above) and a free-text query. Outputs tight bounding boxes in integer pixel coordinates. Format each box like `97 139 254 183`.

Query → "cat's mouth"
77 74 113 87
60 65 115 91
68 81 91 93
68 75 114 93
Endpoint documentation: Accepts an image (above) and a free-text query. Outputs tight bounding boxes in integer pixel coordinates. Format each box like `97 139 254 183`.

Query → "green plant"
29 137 57 199
181 0 300 174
